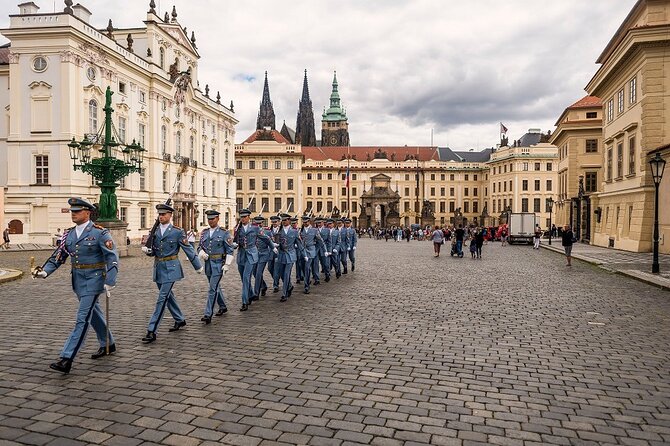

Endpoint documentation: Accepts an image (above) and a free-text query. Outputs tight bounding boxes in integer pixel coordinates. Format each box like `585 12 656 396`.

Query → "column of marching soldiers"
31 198 358 374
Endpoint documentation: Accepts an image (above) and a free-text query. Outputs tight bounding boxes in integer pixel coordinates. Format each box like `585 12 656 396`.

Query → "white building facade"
0 1 237 243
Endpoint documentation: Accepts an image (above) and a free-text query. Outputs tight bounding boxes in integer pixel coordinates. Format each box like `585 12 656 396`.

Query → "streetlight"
68 86 145 221
547 197 554 245
650 152 666 274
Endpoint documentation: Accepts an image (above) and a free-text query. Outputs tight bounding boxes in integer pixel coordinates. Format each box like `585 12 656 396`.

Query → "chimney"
72 3 92 23
18 2 39 14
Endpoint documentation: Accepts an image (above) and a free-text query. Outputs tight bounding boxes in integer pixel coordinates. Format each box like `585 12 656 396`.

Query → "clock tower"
321 71 349 147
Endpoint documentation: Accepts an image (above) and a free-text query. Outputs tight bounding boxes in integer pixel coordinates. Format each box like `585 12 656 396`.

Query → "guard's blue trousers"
253 260 268 297
204 272 226 317
237 261 255 305
276 262 294 297
148 282 184 333
61 293 114 360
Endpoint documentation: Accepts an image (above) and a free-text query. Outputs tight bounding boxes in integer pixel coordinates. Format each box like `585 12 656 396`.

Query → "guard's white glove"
104 284 115 292
325 252 330 257
273 248 278 254
332 249 337 253
198 251 209 261
273 242 279 248
33 270 47 279
353 247 356 250
196 267 204 274
231 242 239 249
304 256 309 262
347 248 351 251
223 265 229 273
141 246 152 255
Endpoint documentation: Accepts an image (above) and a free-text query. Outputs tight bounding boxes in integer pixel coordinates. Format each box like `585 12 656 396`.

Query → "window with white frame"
275 160 281 169
607 98 614 122
139 168 146 190
212 179 216 197
628 136 635 175
161 125 167 155
35 155 48 184
140 207 147 229
189 135 194 159
162 171 168 192
202 143 206 165
138 123 146 148
224 149 229 167
118 116 126 143
211 147 216 167
629 77 637 105
175 131 181 157
617 89 624 114
88 99 98 133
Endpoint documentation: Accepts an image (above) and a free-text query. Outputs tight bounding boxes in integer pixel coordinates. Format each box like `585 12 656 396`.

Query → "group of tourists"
32 198 359 375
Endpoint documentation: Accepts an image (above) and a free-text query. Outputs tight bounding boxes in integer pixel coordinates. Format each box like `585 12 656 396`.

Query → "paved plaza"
0 239 669 446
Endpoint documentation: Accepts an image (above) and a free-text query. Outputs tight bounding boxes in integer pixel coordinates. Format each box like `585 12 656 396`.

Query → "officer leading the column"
33 197 119 374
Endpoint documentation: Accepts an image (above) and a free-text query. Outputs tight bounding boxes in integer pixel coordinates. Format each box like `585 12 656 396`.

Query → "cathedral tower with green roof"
321 71 349 147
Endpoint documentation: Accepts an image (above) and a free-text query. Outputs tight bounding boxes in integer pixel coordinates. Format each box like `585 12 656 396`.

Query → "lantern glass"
68 138 79 161
650 153 666 185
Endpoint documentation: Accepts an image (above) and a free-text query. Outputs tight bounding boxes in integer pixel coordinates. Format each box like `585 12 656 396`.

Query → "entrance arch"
9 219 23 234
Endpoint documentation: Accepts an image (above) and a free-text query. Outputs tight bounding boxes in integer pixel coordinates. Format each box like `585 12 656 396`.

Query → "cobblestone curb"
0 268 23 284
541 244 670 291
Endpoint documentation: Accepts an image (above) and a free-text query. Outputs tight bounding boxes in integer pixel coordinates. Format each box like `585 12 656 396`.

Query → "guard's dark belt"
209 254 226 260
72 262 105 269
157 255 178 262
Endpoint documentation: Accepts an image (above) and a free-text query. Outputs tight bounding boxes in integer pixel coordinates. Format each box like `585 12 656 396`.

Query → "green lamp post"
68 86 145 221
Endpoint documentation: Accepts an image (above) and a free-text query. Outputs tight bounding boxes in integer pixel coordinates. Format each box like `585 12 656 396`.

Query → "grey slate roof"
518 132 542 147
438 147 492 163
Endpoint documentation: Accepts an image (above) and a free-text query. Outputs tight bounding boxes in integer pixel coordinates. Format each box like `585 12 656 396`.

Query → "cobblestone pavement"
0 239 669 446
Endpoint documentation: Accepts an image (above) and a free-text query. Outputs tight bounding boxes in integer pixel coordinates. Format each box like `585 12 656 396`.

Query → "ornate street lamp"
547 197 554 245
650 152 666 274
68 86 145 221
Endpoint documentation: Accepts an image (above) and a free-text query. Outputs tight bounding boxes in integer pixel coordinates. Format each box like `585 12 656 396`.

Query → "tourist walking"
533 225 542 249
454 224 465 257
561 224 575 266
475 228 484 259
2 224 10 249
430 225 444 257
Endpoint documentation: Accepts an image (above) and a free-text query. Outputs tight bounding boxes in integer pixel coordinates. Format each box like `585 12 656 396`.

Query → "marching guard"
141 204 203 343
327 218 342 278
344 218 358 271
275 213 302 301
338 219 350 274
234 208 275 311
252 215 273 299
316 217 332 282
299 215 325 294
268 215 281 293
32 198 118 374
197 210 235 324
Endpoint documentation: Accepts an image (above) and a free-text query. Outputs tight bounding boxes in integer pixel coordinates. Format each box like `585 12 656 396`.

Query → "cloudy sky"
0 0 633 149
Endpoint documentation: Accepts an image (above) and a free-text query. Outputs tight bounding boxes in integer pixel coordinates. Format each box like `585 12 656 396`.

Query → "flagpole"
347 146 351 220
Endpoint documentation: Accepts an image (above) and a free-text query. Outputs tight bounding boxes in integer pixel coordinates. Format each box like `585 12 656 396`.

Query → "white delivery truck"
508 213 536 244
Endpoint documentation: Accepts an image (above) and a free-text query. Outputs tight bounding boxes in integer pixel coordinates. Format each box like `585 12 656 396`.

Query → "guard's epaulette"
93 224 105 230
67 225 76 231
173 225 182 230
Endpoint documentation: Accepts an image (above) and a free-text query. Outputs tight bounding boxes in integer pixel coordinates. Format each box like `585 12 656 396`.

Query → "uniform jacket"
198 226 235 276
319 227 331 253
339 226 351 251
43 221 118 295
274 226 303 264
300 226 325 259
234 223 273 265
149 224 202 283
255 226 274 263
347 227 358 248
329 227 342 253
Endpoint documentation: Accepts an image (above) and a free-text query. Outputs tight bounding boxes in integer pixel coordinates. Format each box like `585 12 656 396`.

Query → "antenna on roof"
430 128 433 147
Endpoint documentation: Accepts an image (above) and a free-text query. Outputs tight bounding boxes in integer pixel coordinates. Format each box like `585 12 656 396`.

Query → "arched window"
175 131 181 157
88 99 98 133
161 125 167 154
224 148 229 168
159 47 165 69
189 135 195 159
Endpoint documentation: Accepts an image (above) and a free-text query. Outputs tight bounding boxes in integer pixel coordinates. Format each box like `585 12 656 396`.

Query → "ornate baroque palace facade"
236 72 560 229
0 1 237 243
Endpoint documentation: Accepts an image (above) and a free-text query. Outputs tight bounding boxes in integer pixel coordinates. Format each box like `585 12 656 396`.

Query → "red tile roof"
244 129 290 144
302 146 439 162
569 95 602 109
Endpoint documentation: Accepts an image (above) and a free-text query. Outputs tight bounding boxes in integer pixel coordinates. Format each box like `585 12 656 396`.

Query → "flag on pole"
345 166 350 188
500 122 508 134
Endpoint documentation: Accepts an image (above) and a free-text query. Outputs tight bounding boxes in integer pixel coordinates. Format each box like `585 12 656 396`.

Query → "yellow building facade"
585 0 670 253
550 96 603 242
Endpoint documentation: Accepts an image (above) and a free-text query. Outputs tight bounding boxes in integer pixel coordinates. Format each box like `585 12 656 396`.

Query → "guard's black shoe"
343 269 348 275
215 307 227 316
202 316 211 325
296 279 302 284
91 344 116 359
280 296 287 302
250 295 259 302
240 304 249 311
336 272 341 279
325 276 330 283
49 358 72 374
313 281 320 286
168 320 186 332
351 264 355 272
141 331 156 343
273 287 279 293
303 289 310 295
288 285 294 297
261 288 267 296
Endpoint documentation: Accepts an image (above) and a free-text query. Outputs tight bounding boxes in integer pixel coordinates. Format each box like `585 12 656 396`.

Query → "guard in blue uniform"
275 213 302 301
268 215 281 293
234 208 275 311
317 217 332 282
338 219 350 274
33 198 118 374
252 215 273 299
197 210 235 324
300 215 325 294
327 218 342 278
294 216 305 283
141 204 203 343
344 218 358 271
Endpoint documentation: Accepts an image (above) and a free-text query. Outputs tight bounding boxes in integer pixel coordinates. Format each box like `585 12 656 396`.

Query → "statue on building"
168 58 180 83
173 67 191 110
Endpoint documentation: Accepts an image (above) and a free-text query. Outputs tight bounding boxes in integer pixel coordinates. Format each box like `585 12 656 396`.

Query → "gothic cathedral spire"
295 69 317 146
256 71 276 130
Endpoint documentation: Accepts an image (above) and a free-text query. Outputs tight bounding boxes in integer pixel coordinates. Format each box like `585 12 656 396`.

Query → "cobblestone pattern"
0 239 669 445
